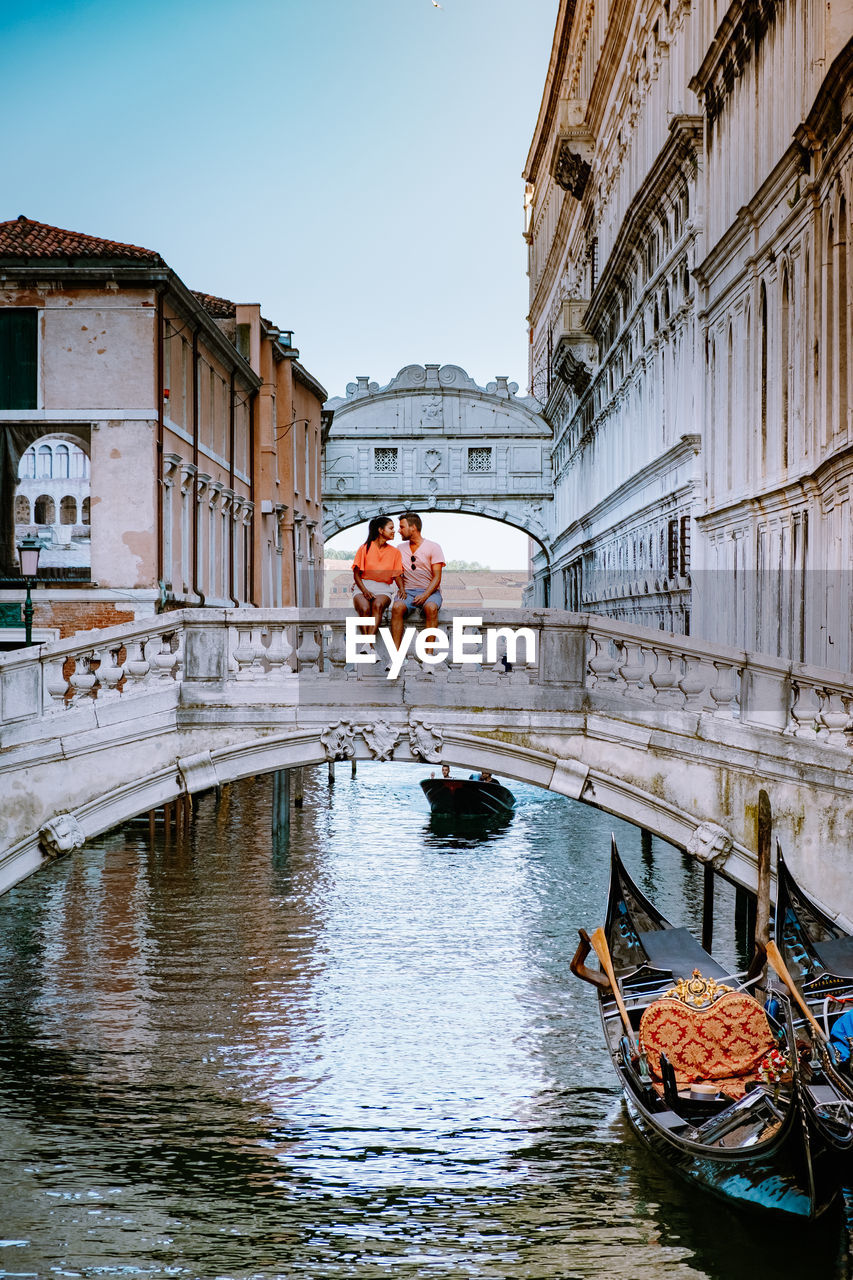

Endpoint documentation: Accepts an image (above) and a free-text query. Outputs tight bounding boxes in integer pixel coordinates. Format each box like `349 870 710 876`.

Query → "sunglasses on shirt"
410 555 417 568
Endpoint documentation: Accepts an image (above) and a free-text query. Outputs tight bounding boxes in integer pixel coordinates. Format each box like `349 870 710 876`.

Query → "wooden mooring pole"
755 789 772 965
702 864 715 953
272 768 291 842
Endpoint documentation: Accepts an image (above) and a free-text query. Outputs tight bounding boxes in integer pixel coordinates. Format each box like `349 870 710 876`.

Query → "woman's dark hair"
364 515 393 548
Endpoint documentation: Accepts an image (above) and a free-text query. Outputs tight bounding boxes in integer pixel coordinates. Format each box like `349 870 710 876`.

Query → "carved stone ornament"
553 141 591 199
686 821 734 869
177 750 220 794
425 448 442 472
361 720 402 761
408 717 443 763
321 720 356 760
40 813 86 859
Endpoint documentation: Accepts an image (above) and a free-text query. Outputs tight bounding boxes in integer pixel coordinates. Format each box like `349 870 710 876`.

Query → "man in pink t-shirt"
390 511 445 649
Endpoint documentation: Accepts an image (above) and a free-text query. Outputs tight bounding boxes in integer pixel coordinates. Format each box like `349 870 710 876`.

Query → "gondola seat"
639 971 775 1101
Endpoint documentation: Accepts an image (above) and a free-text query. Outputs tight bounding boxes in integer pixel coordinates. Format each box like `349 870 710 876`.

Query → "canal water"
0 764 849 1279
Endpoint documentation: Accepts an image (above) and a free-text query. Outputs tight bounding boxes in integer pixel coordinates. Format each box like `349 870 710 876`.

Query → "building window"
34 494 55 525
60 495 77 525
38 445 52 478
0 309 38 410
667 518 678 577
374 447 398 472
467 447 493 473
14 495 29 523
679 515 690 576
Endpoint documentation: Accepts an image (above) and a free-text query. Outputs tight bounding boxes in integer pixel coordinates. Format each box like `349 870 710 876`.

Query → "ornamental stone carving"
40 813 86 859
321 720 356 760
551 131 593 198
361 720 402 761
408 716 443 762
177 750 220 794
686 821 733 869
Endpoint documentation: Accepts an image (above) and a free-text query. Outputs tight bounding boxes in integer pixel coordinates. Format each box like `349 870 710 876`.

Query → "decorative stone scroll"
361 720 402 761
321 720 356 760
686 821 734 869
408 716 443 763
177 750 220 795
40 813 86 859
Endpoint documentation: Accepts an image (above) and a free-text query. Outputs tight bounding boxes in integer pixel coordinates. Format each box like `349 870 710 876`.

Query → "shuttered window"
0 310 38 409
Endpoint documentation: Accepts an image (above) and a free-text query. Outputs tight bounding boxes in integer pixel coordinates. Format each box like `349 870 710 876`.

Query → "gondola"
571 838 842 1219
769 848 853 1156
420 776 515 820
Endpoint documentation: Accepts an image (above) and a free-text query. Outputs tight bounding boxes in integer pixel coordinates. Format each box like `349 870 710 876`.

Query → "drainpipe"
228 369 239 606
155 286 165 600
191 328 206 606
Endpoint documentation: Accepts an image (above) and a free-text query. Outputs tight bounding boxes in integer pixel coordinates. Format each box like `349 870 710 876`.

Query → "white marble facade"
525 0 853 665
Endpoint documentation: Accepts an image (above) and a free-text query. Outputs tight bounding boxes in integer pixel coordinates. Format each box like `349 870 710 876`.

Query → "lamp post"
17 535 41 646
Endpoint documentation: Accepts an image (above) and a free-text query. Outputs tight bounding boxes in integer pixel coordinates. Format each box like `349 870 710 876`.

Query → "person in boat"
430 764 453 779
468 770 494 782
351 516 404 635
390 512 445 649
830 1005 853 1066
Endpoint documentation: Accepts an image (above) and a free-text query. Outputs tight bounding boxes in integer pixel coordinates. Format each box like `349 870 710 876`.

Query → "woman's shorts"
353 579 395 598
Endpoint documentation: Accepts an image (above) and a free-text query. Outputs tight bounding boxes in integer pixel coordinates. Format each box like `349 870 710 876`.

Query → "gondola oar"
589 925 636 1042
765 939 828 1043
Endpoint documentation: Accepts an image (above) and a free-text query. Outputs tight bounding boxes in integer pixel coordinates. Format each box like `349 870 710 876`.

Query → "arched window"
759 284 768 469
826 216 835 448
14 495 30 523
37 445 52 478
19 448 36 479
34 494 55 525
55 444 70 478
60 496 77 525
781 267 790 469
838 198 848 441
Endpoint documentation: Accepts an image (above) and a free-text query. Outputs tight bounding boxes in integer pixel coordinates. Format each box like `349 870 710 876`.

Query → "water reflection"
0 764 848 1277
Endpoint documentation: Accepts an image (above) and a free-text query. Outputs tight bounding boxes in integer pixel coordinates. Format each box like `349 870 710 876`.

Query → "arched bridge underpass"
1 609 853 922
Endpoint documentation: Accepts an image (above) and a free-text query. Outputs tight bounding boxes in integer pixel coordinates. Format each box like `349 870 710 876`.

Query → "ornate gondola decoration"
571 837 843 1219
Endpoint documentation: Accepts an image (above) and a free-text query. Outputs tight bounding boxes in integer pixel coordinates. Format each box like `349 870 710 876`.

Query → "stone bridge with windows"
323 364 553 591
2 608 853 922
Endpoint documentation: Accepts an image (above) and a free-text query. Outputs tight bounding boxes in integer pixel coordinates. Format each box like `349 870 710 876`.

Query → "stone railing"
1 609 852 750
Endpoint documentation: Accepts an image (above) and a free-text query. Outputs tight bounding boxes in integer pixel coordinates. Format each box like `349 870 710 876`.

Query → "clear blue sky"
2 0 557 566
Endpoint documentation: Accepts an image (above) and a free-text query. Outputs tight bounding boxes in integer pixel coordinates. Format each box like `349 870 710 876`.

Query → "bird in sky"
432 1 442 7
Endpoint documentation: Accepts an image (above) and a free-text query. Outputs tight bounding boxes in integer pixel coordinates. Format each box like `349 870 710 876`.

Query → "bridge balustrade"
1 609 852 750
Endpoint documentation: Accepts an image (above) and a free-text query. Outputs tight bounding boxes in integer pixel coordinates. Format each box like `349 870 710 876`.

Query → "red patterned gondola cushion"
639 991 775 1087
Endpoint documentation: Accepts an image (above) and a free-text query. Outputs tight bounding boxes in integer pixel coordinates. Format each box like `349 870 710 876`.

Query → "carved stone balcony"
552 300 598 394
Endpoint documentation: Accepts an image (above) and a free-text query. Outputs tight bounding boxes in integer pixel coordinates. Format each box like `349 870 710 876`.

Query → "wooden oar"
589 926 635 1040
765 939 828 1043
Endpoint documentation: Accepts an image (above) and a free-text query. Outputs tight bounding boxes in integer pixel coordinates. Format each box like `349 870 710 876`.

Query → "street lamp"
17 535 42 646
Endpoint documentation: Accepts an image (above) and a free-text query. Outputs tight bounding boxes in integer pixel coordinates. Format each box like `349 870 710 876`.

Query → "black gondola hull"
420 778 515 819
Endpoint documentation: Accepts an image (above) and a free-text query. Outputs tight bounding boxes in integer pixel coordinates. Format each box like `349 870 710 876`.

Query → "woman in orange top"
351 515 404 633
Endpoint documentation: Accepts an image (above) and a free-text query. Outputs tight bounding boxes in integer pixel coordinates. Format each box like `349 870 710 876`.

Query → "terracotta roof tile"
0 215 162 263
193 291 237 318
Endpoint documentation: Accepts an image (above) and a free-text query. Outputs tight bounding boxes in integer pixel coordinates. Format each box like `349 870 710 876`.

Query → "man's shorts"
399 589 442 615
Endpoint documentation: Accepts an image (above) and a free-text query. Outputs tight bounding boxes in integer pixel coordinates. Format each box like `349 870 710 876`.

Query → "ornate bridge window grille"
374 447 398 473
467 447 493 473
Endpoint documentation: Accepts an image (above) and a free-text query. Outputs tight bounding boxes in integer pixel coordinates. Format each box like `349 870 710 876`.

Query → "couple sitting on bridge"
351 512 445 644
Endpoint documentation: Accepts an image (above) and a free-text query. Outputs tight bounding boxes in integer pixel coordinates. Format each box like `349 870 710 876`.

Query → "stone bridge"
323 364 553 586
2 609 853 922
